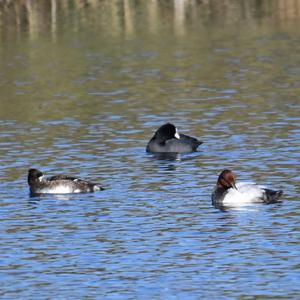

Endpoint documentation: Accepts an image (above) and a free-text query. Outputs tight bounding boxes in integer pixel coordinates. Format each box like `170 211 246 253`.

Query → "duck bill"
174 128 180 139
231 182 237 190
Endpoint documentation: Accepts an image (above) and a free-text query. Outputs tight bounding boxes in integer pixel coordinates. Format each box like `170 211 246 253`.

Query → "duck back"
147 133 202 153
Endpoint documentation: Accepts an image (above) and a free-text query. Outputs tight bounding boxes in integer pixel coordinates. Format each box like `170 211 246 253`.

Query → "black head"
28 168 43 185
155 123 180 141
217 169 237 190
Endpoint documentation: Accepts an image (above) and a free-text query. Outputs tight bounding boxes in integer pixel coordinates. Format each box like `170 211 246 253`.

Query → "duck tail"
264 189 283 204
191 138 203 151
93 184 105 191
195 140 203 147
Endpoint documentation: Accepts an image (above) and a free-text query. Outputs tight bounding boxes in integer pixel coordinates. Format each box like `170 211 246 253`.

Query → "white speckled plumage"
28 168 103 195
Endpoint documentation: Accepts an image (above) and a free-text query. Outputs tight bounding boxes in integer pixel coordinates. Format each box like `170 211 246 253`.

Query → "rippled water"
1 1 300 299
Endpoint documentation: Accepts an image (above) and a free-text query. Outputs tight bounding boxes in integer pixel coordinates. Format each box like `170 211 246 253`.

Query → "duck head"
155 123 180 141
217 169 237 190
28 168 44 185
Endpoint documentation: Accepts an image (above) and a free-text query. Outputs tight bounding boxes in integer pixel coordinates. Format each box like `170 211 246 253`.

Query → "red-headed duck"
212 169 283 207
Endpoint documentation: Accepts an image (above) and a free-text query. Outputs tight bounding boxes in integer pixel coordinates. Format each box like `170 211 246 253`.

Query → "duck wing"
179 134 203 149
49 177 104 192
49 174 78 181
236 182 282 203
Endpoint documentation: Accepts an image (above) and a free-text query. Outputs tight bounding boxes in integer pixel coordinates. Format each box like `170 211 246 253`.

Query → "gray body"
147 133 202 153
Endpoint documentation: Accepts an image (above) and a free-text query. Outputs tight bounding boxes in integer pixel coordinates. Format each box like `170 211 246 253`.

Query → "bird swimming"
146 123 202 153
212 169 283 207
28 168 104 195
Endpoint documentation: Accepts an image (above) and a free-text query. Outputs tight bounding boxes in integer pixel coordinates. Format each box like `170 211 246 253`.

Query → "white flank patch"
222 182 265 206
38 185 74 194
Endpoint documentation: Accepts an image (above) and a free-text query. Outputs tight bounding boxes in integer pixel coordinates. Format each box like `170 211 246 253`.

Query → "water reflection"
213 201 283 212
148 151 205 163
1 0 300 41
29 193 84 201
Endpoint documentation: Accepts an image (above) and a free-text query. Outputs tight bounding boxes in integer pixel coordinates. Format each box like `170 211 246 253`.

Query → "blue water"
1 115 300 299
